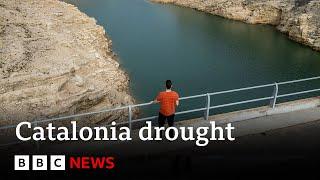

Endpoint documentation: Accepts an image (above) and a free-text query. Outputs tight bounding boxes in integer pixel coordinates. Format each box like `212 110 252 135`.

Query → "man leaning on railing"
151 80 179 138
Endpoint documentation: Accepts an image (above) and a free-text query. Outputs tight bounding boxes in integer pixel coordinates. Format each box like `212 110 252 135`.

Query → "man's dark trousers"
158 112 175 138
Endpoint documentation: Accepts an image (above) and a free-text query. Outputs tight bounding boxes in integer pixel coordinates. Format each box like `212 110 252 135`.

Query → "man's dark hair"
166 80 172 89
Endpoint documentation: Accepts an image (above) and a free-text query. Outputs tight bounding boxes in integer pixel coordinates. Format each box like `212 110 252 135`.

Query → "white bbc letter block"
32 155 47 170
14 155 29 170
50 155 65 170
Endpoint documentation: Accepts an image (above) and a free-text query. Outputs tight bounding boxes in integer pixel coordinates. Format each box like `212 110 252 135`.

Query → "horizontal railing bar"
0 76 320 148
277 88 320 98
131 102 153 108
87 76 320 113
32 106 129 124
0 106 129 130
209 84 274 96
210 96 273 109
176 107 207 115
34 106 128 124
179 94 207 100
278 76 320 85
132 116 158 123
0 76 319 131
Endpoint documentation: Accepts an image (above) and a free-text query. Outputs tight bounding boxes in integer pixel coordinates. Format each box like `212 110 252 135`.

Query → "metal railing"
1 76 320 147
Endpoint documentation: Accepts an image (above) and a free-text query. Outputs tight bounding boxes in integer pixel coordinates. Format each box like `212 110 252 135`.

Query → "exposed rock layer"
153 0 320 51
0 0 135 125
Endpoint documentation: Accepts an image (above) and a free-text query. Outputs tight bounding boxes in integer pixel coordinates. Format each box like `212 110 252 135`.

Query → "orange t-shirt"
156 91 179 116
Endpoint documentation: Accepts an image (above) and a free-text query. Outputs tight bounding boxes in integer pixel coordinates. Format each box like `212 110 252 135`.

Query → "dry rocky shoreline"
0 0 135 125
153 0 320 51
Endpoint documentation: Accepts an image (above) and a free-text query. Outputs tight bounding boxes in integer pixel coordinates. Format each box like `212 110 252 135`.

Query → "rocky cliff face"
153 0 320 51
0 0 135 125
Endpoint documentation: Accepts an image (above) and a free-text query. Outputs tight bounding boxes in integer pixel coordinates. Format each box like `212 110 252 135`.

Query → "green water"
65 0 320 119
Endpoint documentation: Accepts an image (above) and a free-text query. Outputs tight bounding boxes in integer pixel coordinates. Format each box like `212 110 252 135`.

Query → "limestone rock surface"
0 0 136 125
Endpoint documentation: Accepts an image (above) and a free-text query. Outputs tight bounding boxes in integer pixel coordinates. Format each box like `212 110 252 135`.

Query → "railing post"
270 82 279 108
204 93 211 120
128 105 132 130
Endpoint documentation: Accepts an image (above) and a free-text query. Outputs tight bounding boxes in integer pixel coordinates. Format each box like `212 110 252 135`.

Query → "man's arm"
151 93 160 104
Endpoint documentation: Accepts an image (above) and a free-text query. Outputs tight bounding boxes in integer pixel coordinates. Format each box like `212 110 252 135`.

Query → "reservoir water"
65 0 320 120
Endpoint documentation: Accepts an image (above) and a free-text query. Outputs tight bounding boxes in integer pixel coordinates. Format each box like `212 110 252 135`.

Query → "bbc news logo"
14 155 115 171
14 155 65 170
